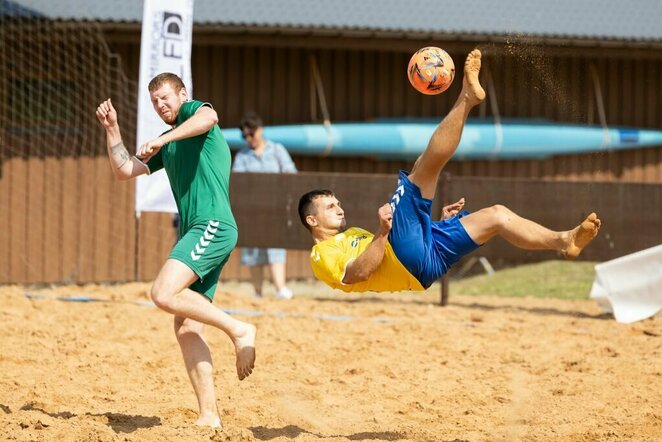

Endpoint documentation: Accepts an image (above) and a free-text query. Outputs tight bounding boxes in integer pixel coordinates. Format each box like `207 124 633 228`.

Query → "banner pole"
134 211 141 282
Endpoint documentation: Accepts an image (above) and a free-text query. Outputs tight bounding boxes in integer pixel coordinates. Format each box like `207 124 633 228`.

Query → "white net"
0 6 175 284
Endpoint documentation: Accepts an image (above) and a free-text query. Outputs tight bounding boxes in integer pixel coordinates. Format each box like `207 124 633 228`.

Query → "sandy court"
0 280 660 441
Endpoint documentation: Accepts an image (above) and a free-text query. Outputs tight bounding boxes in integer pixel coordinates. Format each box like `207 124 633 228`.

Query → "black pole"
440 274 449 306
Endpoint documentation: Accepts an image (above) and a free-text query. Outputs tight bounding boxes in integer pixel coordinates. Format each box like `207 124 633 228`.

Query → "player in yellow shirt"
309 226 425 292
298 49 601 293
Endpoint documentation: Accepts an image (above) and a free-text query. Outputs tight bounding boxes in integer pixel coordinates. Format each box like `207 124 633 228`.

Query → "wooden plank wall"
2 26 662 284
1 169 661 284
107 38 662 137
227 173 662 283
290 147 662 183
446 177 662 265
107 38 662 182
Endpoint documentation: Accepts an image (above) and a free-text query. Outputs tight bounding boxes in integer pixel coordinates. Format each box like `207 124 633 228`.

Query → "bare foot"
462 49 486 106
563 213 601 259
233 323 256 380
195 413 222 428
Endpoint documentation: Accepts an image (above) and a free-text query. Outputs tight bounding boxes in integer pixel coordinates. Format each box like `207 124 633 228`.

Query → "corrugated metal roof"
0 0 44 17
4 0 662 42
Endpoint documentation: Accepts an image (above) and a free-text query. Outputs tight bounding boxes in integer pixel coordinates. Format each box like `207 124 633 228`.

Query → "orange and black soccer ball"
407 46 455 95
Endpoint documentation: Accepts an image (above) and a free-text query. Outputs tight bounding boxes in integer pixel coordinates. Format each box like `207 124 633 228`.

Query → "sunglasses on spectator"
241 128 258 140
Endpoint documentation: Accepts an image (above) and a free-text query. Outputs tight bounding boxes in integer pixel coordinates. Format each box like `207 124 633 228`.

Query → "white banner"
590 244 662 323
135 0 194 214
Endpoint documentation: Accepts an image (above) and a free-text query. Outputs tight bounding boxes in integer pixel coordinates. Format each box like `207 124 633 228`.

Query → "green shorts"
169 220 238 301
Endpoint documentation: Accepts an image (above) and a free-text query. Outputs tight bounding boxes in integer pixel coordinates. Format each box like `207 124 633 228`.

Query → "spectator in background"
233 112 298 299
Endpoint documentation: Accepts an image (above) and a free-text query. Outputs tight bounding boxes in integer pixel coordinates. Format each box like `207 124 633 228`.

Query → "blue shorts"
388 171 480 288
240 248 287 266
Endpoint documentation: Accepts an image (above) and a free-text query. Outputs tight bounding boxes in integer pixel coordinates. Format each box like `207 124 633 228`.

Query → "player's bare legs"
270 262 287 292
249 266 265 297
174 316 221 427
460 205 601 258
409 49 486 199
249 261 289 298
151 259 256 380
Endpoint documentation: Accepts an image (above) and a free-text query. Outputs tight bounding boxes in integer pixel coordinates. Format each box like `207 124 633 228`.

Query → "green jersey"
145 100 236 235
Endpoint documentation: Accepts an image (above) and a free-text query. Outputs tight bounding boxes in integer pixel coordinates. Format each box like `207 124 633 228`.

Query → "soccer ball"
407 47 455 95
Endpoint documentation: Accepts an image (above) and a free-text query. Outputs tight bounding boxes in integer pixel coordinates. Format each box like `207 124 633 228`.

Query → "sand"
1 281 660 441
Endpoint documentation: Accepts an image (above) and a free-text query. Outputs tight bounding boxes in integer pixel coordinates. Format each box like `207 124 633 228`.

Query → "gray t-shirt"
232 140 297 173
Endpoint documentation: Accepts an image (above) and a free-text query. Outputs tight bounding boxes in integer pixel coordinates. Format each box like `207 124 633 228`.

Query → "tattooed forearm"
110 141 131 169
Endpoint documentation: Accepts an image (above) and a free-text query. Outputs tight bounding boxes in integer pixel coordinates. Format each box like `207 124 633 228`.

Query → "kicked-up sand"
0 280 660 441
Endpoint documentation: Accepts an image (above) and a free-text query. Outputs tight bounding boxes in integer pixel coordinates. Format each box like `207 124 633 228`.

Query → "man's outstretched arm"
137 105 218 162
96 99 148 181
342 204 392 284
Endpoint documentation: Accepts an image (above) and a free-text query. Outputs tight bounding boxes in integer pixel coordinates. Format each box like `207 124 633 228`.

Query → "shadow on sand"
251 425 471 442
250 424 406 441
456 301 613 320
20 402 161 433
312 295 612 320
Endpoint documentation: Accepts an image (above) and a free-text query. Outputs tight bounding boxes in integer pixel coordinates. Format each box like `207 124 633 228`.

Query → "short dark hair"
239 111 263 132
298 189 335 231
148 72 186 93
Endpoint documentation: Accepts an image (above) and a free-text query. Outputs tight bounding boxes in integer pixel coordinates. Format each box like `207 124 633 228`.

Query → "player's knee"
150 285 175 312
488 204 513 229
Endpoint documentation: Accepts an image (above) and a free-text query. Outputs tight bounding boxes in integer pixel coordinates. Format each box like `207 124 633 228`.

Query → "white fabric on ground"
590 244 662 323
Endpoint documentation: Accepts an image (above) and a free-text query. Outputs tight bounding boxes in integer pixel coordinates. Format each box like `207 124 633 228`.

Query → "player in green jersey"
96 73 255 428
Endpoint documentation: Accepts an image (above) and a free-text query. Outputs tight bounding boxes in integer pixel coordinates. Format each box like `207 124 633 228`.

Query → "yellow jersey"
310 227 425 293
